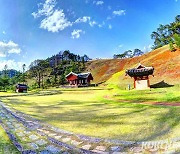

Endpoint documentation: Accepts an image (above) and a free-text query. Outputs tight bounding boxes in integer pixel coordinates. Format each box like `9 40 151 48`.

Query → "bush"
169 42 176 52
174 34 180 48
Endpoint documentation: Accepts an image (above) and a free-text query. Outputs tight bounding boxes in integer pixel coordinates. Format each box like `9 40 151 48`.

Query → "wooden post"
134 77 136 89
147 76 150 87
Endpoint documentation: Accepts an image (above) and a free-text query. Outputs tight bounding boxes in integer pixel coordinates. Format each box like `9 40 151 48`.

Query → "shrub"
169 42 176 52
174 33 180 48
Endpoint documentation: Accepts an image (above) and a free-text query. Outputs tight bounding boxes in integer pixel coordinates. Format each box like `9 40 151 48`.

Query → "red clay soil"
86 46 180 85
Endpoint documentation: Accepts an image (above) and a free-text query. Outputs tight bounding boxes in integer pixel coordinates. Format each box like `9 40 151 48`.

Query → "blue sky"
0 0 179 71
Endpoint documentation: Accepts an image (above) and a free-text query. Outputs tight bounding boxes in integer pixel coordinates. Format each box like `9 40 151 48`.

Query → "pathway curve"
0 102 179 154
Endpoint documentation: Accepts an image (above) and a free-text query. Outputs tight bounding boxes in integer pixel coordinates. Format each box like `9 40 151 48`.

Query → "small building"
16 84 28 93
66 72 93 87
126 64 154 90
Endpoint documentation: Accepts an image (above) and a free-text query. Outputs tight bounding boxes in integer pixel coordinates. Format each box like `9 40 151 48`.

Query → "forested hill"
28 50 91 88
85 45 180 87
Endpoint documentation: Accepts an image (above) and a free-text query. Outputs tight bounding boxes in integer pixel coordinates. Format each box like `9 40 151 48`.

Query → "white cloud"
32 0 72 33
40 10 72 32
143 44 152 53
108 24 112 29
89 21 97 27
98 24 102 28
75 16 100 28
32 0 56 18
113 10 126 16
32 0 104 34
74 16 91 23
0 40 21 57
98 21 105 28
94 1 104 5
118 44 123 48
71 29 84 39
0 60 24 71
108 6 112 10
2 31 6 35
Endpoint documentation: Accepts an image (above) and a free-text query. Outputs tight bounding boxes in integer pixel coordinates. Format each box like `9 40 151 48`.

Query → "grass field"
0 86 180 142
0 125 19 153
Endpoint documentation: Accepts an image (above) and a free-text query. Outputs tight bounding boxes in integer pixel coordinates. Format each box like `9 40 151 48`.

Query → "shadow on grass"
150 80 174 88
12 99 177 141
2 93 180 142
0 90 63 98
142 107 180 141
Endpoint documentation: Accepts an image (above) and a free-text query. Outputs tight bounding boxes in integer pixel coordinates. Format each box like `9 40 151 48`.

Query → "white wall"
135 80 149 90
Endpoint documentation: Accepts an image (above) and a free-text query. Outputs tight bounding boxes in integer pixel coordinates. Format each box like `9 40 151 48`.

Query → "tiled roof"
126 64 154 77
66 72 92 79
78 72 91 79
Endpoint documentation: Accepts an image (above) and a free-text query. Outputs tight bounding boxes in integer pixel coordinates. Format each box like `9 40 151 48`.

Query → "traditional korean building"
126 64 154 90
66 72 93 87
16 84 28 93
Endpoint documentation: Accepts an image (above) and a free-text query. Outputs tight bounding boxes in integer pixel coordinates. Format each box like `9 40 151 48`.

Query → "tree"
29 60 49 88
124 50 133 58
22 64 26 73
22 64 26 84
133 49 144 57
4 64 8 77
63 50 70 61
151 15 180 49
174 33 180 48
83 54 91 61
59 74 66 85
169 42 175 52
0 77 10 91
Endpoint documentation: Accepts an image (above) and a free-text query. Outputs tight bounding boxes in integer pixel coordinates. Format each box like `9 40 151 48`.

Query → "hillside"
86 45 180 88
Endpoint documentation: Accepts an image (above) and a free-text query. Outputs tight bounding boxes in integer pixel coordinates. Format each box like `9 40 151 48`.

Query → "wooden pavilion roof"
126 64 154 77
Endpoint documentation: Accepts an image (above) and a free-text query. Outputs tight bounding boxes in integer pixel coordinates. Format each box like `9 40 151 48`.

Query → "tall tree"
4 64 8 77
151 15 180 49
133 49 144 57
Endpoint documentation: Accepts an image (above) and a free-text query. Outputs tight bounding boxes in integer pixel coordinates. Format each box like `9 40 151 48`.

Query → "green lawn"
0 86 180 142
0 125 19 153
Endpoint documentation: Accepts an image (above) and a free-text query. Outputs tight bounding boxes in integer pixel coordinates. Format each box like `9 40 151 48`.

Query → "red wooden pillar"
134 77 136 89
147 76 150 87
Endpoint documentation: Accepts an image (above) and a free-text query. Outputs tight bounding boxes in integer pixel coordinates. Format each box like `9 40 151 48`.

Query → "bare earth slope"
86 45 180 87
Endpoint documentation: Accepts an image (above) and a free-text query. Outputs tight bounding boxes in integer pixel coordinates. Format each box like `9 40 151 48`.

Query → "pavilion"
126 64 154 90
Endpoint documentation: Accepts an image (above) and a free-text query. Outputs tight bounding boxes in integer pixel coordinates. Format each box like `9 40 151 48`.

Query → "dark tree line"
0 64 27 91
113 49 144 59
151 15 180 50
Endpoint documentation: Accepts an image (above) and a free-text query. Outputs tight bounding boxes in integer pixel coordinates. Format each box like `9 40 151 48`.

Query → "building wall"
135 79 150 90
66 74 78 81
